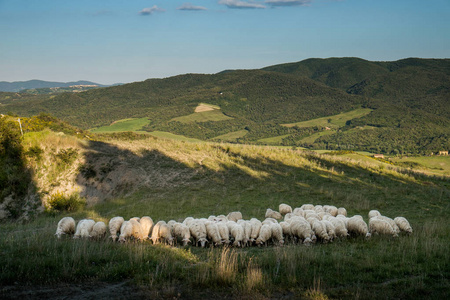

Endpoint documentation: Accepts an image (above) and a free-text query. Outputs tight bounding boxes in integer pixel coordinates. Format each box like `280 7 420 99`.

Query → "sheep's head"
303 238 312 246
365 232 372 239
182 238 191 247
199 238 207 248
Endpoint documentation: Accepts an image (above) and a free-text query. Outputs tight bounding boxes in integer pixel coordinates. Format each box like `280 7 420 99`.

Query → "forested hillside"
1 58 449 154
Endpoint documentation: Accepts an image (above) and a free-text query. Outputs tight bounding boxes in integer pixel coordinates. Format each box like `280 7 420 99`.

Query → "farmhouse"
373 154 384 159
439 151 448 156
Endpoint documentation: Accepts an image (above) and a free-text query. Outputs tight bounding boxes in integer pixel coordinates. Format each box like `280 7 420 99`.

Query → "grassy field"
1 132 449 298
145 131 203 142
391 156 450 176
257 134 291 145
211 130 248 141
90 118 150 133
282 108 373 128
171 109 233 123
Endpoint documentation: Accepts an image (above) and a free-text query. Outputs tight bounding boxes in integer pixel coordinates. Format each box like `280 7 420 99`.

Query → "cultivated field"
1 132 449 299
90 118 150 133
281 108 373 128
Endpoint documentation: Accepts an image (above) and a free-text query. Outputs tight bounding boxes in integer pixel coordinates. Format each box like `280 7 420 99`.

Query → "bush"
46 192 86 213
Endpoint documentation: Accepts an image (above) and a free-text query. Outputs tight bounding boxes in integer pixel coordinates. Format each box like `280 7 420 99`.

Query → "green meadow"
90 118 150 133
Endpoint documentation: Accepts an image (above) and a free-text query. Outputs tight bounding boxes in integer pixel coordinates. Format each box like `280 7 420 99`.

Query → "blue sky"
0 0 449 84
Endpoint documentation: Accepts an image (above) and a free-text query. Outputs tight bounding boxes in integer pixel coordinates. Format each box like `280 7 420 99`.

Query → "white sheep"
129 217 141 222
118 221 132 243
90 221 107 239
280 221 292 241
336 215 349 227
237 220 252 246
292 207 305 217
249 218 262 243
208 215 218 222
108 216 124 241
151 221 174 245
284 213 294 222
55 217 76 238
183 217 195 227
323 205 338 217
229 222 245 247
227 211 243 222
255 224 272 246
311 220 330 242
374 216 400 234
140 216 154 239
262 217 278 226
314 205 324 213
368 210 381 219
216 221 230 245
216 215 229 222
300 204 315 211
189 219 208 247
270 222 284 246
173 223 191 246
130 219 145 240
369 218 398 237
322 220 336 241
329 217 348 238
347 216 370 237
205 221 222 246
265 208 282 220
337 207 347 216
279 203 293 215
73 219 95 239
290 218 314 245
394 217 413 234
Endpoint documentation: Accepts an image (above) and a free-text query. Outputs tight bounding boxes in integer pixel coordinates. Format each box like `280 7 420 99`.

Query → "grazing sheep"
151 221 174 245
279 203 292 215
368 210 381 219
265 208 282 220
249 218 262 243
262 217 278 226
256 224 272 246
311 220 330 243
229 222 245 247
205 221 222 246
369 218 398 237
140 216 154 239
227 211 243 222
55 217 76 238
290 218 314 245
90 221 107 239
336 215 349 227
374 216 400 234
173 223 191 246
329 217 348 238
314 205 324 213
301 204 315 211
270 222 284 246
280 221 292 241
216 215 228 222
108 216 125 242
347 216 370 237
189 219 208 247
118 221 133 243
216 222 230 245
237 220 252 246
318 211 331 220
208 215 218 222
129 217 141 222
394 217 413 234
322 220 336 241
292 208 305 217
73 219 95 239
183 217 195 227
323 205 338 217
130 219 145 241
337 207 347 216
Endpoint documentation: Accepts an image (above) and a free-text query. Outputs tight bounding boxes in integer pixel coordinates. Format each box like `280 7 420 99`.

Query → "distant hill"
2 58 449 154
0 80 109 92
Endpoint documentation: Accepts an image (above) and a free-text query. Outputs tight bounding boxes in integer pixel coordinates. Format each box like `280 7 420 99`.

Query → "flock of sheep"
55 203 413 247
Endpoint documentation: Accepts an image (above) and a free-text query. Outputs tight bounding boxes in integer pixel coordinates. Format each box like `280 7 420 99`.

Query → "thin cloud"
139 6 165 15
177 3 208 11
218 0 266 9
265 0 311 6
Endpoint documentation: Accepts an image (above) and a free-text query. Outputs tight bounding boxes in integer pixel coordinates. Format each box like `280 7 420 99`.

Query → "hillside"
0 80 108 92
0 127 449 298
1 58 449 154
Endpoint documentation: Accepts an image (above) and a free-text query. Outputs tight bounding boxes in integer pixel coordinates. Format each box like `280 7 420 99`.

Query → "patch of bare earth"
194 104 216 113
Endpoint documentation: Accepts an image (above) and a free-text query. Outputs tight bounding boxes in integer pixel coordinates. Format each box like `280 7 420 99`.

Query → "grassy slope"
1 132 449 298
171 109 233 123
211 129 248 141
90 118 150 133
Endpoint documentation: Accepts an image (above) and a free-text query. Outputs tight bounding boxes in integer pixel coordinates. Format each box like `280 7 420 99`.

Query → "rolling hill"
1 58 449 154
0 80 109 92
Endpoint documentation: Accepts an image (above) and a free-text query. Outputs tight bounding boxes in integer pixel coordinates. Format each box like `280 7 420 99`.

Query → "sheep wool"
108 216 125 241
270 222 284 246
312 220 330 242
249 218 262 242
300 204 315 211
90 221 107 239
205 221 222 246
55 217 76 238
323 205 338 217
369 218 398 237
130 219 145 240
173 223 191 246
256 224 272 246
140 216 154 239
376 216 400 234
337 207 347 216
368 210 382 219
347 216 370 237
227 211 243 222
265 208 282 220
229 223 245 247
292 208 305 217
394 217 413 234
279 203 293 215
189 219 208 247
118 221 133 243
73 219 95 239
216 221 230 245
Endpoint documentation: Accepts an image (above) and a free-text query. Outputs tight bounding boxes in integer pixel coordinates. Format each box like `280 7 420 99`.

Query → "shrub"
46 192 86 213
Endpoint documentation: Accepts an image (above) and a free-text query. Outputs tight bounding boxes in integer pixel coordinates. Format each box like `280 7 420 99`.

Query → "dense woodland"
1 57 449 154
